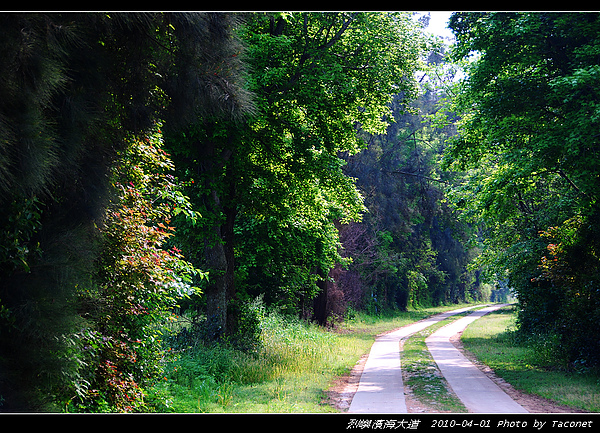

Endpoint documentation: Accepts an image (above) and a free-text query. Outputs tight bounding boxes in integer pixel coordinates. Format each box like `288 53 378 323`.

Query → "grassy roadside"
150 303 482 413
460 304 600 413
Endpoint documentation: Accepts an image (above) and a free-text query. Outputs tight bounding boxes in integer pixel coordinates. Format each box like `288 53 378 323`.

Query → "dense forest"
0 11 599 412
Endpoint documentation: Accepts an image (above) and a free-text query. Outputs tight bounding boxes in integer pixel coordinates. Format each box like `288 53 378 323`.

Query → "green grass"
154 312 372 412
461 305 600 413
150 303 482 413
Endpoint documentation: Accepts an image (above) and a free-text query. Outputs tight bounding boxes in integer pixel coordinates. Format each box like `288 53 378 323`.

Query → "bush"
226 296 266 352
520 214 600 370
68 127 205 412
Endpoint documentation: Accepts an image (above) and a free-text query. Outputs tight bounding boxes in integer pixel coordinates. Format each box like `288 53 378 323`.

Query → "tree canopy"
444 12 600 368
3 11 599 413
164 12 429 333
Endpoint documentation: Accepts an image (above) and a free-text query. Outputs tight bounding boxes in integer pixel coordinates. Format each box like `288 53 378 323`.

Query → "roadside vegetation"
141 302 600 413
148 302 481 413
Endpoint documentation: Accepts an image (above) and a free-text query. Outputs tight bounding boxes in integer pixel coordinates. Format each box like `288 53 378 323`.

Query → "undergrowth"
150 304 360 412
147 300 481 412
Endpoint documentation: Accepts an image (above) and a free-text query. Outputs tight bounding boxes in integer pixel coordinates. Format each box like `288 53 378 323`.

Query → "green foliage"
444 12 600 368
69 127 205 412
525 214 600 368
165 12 428 333
236 12 427 318
235 214 344 316
338 62 484 314
0 195 43 275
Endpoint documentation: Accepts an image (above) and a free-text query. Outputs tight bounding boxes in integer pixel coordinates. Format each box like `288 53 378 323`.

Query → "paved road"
348 305 480 413
348 303 528 414
426 304 528 413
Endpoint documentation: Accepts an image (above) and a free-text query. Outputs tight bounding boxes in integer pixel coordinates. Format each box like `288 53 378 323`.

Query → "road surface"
348 305 479 413
425 304 528 413
348 304 527 413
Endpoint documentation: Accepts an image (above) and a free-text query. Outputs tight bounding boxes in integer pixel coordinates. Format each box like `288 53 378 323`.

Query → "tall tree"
444 12 600 367
167 12 427 332
0 12 248 411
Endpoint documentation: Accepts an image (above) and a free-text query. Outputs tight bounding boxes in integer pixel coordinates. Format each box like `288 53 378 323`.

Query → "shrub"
69 126 205 412
523 213 600 370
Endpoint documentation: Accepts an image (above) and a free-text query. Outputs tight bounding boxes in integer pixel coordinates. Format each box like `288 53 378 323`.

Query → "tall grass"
151 309 371 412
149 302 484 413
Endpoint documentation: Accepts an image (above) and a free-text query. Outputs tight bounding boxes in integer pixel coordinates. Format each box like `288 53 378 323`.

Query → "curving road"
425 304 528 413
348 305 479 413
348 304 527 413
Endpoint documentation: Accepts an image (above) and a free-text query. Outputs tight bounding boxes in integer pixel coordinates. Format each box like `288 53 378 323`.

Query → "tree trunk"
201 131 237 339
203 191 229 339
312 266 329 326
223 175 238 336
